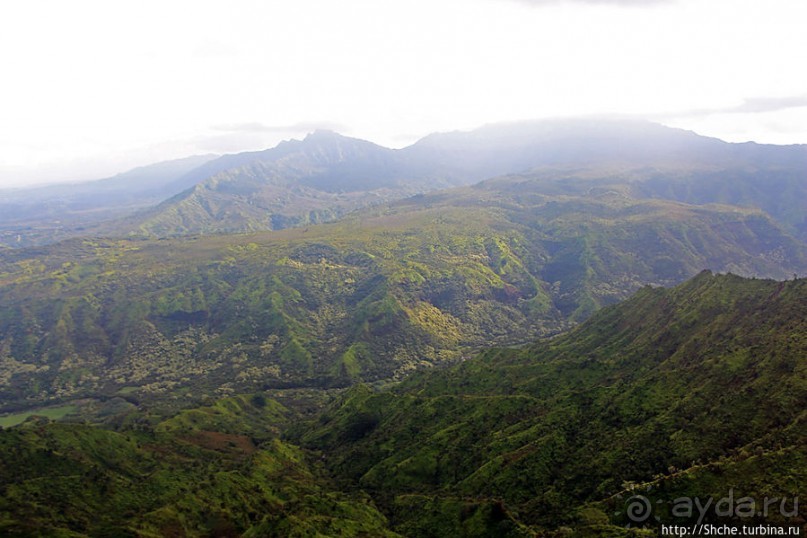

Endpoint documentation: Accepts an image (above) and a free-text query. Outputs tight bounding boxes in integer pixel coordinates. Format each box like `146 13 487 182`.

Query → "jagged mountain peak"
5 117 807 246
302 128 349 141
292 129 393 162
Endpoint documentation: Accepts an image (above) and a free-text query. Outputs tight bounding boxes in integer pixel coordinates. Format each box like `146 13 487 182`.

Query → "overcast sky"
1 0 806 187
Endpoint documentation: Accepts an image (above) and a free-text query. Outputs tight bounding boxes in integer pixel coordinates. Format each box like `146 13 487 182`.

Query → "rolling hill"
1 118 806 535
0 155 218 248
0 176 804 412
4 119 806 245
1 272 804 536
120 119 807 239
294 271 807 534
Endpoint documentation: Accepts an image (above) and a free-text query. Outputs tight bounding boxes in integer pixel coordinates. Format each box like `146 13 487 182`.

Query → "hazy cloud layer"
191 121 352 154
212 121 349 134
3 0 806 187
511 0 674 7
192 38 238 59
735 96 807 114
663 95 807 119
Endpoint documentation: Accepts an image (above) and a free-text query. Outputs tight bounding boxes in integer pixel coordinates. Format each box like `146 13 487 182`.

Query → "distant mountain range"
1 169 805 411
0 155 217 247
2 119 807 536
1 117 807 408
2 118 806 246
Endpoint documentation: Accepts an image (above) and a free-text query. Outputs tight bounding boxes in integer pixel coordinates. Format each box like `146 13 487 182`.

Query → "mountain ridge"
1 175 805 412
116 119 807 239
2 272 803 536
294 271 807 532
4 118 807 245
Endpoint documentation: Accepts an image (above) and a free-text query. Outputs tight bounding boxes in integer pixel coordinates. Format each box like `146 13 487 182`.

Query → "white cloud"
1 0 806 186
211 121 349 134
658 95 807 120
734 96 807 114
511 0 673 6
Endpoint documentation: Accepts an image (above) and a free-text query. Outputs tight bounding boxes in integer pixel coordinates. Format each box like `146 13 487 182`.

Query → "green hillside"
294 272 807 533
1 181 804 411
1 273 803 536
476 163 807 241
0 155 218 249
0 394 400 537
120 121 807 241
4 121 806 250
123 131 426 238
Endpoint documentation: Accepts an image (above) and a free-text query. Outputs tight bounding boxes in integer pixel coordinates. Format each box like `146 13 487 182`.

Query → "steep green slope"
295 273 807 532
5 120 806 248
0 394 400 537
110 119 807 240
124 131 429 238
478 163 807 241
1 273 804 537
1 181 805 411
0 155 218 249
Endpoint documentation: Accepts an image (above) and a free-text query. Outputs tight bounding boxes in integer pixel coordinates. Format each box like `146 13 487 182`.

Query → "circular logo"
626 495 653 523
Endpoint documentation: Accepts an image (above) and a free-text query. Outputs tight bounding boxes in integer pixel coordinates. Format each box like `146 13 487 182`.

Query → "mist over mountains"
1 118 806 411
1 118 806 536
2 118 806 246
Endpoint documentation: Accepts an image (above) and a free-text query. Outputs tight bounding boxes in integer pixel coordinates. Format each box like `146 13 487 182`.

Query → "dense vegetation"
293 272 807 533
1 120 806 536
112 122 807 241
0 394 401 537
1 273 804 536
0 155 217 249
1 178 803 411
3 119 806 246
